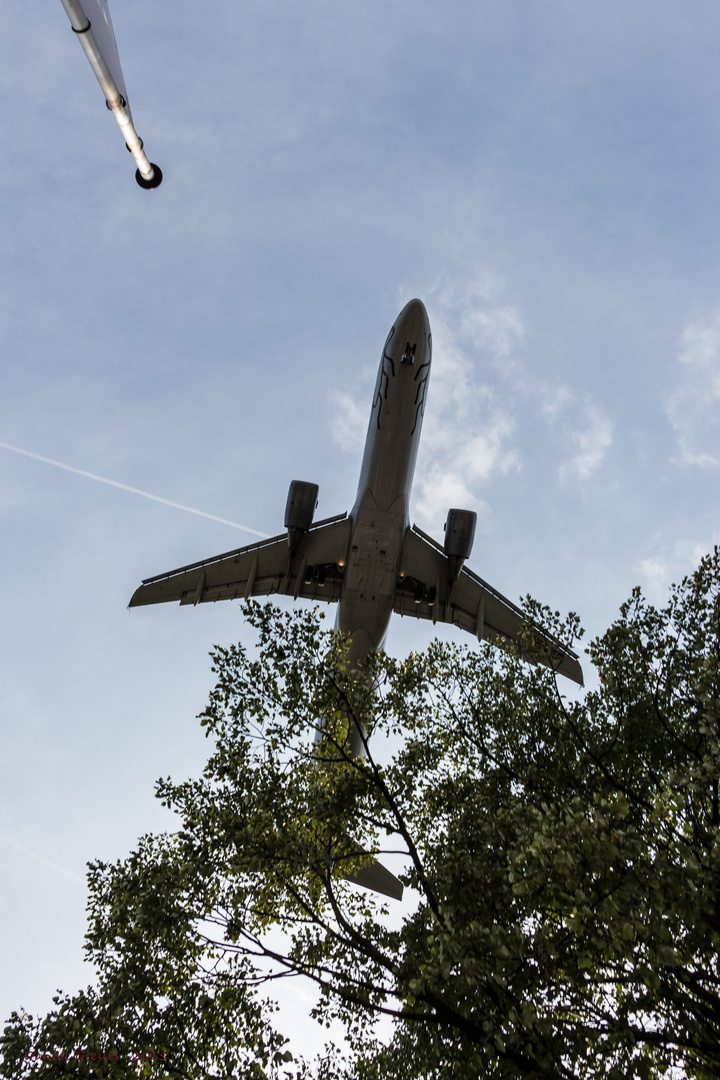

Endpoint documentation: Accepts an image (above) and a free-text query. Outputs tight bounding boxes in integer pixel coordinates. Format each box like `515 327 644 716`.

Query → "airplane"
129 298 583 897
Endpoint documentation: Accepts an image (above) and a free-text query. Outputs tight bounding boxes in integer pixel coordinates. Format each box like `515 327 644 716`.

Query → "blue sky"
1 0 718 1054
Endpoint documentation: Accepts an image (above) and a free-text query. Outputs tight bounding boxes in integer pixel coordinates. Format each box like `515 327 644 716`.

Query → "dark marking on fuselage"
413 359 430 383
373 325 397 429
410 354 431 435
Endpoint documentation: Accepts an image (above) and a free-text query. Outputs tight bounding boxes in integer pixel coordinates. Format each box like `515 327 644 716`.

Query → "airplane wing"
129 514 352 609
393 525 584 685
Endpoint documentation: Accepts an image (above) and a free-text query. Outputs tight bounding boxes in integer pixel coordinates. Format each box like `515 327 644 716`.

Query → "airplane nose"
397 298 429 332
391 299 431 366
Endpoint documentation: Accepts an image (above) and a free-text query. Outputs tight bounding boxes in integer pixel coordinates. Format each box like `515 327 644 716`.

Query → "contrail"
0 833 84 884
0 442 267 538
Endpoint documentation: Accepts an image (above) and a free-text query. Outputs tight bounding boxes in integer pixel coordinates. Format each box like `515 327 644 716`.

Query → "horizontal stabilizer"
340 850 404 901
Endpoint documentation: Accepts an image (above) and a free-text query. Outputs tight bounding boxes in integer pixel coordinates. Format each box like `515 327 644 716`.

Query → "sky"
1 0 718 1059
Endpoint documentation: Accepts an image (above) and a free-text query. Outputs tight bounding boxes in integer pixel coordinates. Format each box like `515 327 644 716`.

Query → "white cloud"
460 302 525 357
635 537 716 604
411 277 524 529
413 464 488 530
544 387 613 483
328 387 369 454
667 310 720 468
541 386 574 422
558 400 614 481
458 417 520 482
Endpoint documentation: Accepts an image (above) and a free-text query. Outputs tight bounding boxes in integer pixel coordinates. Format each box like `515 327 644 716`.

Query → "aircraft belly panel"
337 505 405 652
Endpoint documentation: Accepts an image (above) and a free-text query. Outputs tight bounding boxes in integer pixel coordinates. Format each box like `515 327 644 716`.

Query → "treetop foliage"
2 550 718 1079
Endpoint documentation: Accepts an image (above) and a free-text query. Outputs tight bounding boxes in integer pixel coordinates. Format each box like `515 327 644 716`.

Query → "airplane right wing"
393 525 583 685
129 514 352 609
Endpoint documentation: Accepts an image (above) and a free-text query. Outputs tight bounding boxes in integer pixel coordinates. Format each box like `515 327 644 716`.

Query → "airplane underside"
129 299 583 900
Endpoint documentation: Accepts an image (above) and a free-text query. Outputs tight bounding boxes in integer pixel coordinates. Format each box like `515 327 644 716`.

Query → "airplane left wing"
129 514 352 609
394 526 583 685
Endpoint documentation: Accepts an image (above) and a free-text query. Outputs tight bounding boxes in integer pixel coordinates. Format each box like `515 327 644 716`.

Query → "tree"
2 551 719 1079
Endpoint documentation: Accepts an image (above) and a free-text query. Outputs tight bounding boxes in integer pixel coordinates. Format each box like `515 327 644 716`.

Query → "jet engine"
443 508 477 583
284 480 319 555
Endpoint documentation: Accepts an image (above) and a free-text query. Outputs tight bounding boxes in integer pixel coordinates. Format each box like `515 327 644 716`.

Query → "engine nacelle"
284 480 319 554
443 508 477 583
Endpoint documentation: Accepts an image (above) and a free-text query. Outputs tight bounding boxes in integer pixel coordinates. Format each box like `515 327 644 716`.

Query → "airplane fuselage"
336 299 432 668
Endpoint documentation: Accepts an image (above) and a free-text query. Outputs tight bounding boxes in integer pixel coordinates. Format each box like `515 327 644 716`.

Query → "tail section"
339 845 404 900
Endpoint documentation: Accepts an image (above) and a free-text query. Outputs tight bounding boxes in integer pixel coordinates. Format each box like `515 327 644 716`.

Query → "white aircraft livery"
129 299 583 709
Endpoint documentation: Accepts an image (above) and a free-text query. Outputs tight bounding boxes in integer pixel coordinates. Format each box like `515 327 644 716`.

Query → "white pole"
59 0 162 188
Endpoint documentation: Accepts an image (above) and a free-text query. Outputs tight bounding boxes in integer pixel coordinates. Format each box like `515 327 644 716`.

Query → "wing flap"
129 514 351 610
394 526 583 685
